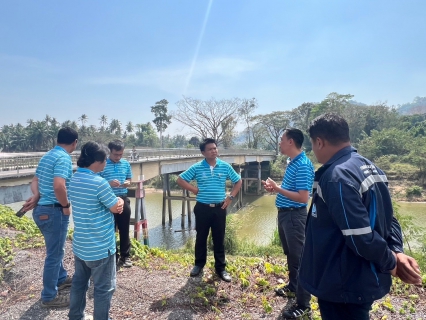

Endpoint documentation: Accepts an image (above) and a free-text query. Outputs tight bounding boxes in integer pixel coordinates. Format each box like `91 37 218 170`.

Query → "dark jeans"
114 196 131 260
318 299 372 320
278 207 310 307
194 202 227 272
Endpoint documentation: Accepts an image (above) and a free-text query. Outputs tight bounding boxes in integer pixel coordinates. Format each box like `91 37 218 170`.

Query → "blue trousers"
68 254 116 320
33 206 69 302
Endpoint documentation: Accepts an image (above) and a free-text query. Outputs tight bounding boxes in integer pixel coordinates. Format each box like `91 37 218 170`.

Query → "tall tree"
238 98 258 148
151 99 172 148
252 111 291 154
173 97 246 145
78 114 88 127
99 115 108 131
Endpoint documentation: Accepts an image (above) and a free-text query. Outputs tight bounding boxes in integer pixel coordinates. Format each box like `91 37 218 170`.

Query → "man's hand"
120 180 131 187
63 207 71 216
116 197 124 214
22 194 40 212
261 179 274 192
109 180 121 187
395 252 422 285
221 196 232 209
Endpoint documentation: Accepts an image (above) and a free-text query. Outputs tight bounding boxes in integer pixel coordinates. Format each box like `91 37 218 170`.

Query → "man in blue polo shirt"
262 128 314 319
100 140 133 268
30 127 78 308
68 141 124 320
177 138 242 282
299 113 421 320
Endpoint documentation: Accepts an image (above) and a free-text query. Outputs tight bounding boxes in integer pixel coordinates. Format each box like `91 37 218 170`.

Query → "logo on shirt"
311 204 317 218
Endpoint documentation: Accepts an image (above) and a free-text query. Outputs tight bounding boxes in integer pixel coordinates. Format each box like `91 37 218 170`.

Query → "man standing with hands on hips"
177 138 242 282
262 128 314 319
101 140 133 268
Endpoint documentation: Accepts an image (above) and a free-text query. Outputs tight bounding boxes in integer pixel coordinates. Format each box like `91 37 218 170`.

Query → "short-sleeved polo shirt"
100 158 132 196
275 151 314 208
69 167 118 261
35 146 73 205
179 158 241 204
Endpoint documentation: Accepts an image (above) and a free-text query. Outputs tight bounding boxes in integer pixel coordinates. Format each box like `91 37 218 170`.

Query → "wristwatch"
62 202 71 208
228 195 235 200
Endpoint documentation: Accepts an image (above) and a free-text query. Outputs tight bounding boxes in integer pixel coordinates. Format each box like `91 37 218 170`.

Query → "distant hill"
397 96 426 115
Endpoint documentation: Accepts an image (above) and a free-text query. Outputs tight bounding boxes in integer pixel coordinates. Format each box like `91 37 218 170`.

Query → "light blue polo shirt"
275 151 314 208
100 158 132 196
179 158 241 204
35 146 73 205
69 167 118 261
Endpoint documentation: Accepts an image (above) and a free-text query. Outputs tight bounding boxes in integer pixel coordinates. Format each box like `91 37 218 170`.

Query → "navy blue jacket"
299 146 404 304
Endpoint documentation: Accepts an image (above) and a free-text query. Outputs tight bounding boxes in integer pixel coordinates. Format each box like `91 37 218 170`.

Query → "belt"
278 207 304 212
197 201 224 208
117 195 128 199
39 203 63 208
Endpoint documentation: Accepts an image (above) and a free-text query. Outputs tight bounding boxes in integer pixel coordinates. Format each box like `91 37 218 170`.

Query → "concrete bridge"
0 148 276 206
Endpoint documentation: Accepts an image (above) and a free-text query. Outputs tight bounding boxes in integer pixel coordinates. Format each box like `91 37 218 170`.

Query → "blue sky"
1 1 425 135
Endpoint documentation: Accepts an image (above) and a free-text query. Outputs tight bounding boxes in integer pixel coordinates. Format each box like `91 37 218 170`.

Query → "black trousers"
193 202 226 272
318 299 372 320
114 196 131 260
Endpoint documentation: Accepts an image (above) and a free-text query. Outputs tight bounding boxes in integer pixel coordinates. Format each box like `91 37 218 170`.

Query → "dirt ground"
0 230 425 320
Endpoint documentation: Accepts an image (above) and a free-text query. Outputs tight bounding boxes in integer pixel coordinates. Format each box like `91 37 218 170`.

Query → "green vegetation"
1 202 425 318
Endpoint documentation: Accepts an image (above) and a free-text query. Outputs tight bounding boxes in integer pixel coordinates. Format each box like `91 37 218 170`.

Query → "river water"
5 193 425 249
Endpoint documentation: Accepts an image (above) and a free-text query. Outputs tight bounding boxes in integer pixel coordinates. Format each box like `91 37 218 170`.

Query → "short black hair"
77 141 107 168
57 127 78 145
308 113 350 145
108 140 125 152
284 128 304 149
199 138 217 152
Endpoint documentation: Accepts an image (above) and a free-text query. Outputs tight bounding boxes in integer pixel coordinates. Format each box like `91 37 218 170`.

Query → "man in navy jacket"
299 113 422 320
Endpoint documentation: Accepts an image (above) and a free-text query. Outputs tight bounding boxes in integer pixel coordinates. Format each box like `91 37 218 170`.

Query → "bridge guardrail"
0 148 276 174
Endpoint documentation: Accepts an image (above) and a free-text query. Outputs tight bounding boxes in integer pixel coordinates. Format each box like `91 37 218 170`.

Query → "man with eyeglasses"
101 140 133 268
177 138 242 282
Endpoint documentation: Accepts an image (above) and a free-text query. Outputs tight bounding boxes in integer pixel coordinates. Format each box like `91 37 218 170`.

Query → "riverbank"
0 206 425 319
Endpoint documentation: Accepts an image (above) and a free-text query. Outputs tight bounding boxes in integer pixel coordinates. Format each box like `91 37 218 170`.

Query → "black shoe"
275 284 296 297
217 270 231 282
190 266 203 277
282 304 311 319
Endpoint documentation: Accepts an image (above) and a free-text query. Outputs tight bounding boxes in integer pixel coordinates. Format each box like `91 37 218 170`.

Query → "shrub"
406 186 422 198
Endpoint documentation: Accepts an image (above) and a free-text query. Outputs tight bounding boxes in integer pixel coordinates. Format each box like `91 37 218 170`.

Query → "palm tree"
99 115 108 131
28 121 49 151
78 114 88 127
126 121 134 134
109 119 122 135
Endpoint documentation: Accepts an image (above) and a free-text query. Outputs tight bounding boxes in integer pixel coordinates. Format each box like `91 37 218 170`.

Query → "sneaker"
41 294 70 308
274 285 295 297
117 257 132 268
282 304 311 319
122 257 132 268
58 276 73 291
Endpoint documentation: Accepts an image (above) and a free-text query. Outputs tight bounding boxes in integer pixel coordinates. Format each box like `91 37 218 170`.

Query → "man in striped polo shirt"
100 140 133 268
177 138 242 282
30 127 78 308
68 141 124 320
262 128 314 319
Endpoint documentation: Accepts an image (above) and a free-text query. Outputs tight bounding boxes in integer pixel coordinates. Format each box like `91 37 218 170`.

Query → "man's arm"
22 176 40 211
176 177 198 195
264 177 310 203
53 177 71 215
221 179 242 209
325 181 396 272
110 197 124 214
